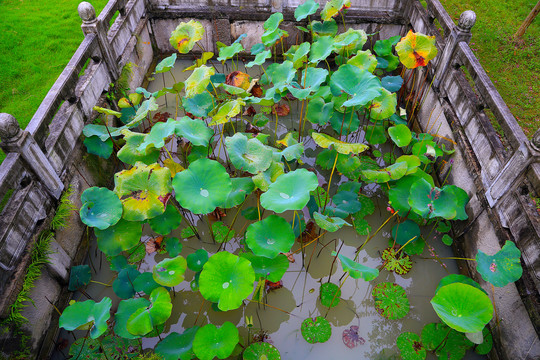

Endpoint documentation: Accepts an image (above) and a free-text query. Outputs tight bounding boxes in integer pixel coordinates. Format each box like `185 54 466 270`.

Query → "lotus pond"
55 1 524 359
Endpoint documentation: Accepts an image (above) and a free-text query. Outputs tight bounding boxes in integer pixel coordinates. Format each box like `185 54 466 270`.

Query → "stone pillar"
0 114 64 199
433 10 476 92
78 1 120 79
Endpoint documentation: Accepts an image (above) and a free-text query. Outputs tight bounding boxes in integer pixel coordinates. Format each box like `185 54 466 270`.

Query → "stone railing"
0 0 538 358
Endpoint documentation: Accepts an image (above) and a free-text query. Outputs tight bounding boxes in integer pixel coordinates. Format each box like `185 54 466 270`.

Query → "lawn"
438 0 540 138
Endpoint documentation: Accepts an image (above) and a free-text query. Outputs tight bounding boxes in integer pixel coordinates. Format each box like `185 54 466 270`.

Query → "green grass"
0 0 110 162
438 0 540 138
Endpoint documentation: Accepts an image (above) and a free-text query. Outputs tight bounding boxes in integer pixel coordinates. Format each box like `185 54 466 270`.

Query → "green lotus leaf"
353 194 375 217
435 275 487 296
252 161 285 192
391 220 421 245
409 178 469 220
170 20 205 54
112 265 140 299
321 0 351 21
199 252 255 311
114 162 172 221
80 187 123 230
421 323 472 359
274 143 304 162
396 332 426 360
165 237 183 257
210 98 245 126
368 89 397 120
136 118 176 151
175 116 214 146
443 185 469 220
364 124 387 145
288 67 328 100
388 124 412 147
117 130 159 165
396 30 438 69
333 191 362 214
316 148 339 171
261 28 288 48
67 337 103 359
155 327 199 360
108 254 129 272
475 327 493 355
246 215 295 258
193 322 239 360
301 316 332 344
373 35 400 57
352 217 371 236
361 161 408 183
243 342 280 360
313 211 350 232
186 249 208 272
155 53 177 73
133 272 162 295
442 234 453 246
246 49 272 68
312 132 369 155
95 219 142 256
395 155 420 175
347 50 378 73
431 283 493 333
184 51 214 72
261 61 295 91
320 282 341 308
148 204 182 235
253 113 270 127
401 236 425 256
127 242 146 263
382 247 412 275
476 241 523 287
83 123 124 141
114 298 149 339
260 169 318 213
84 135 113 159
334 252 379 281
306 97 334 125
329 108 360 136
153 256 187 287
185 65 215 98
295 0 319 21
68 265 91 291
223 178 255 209
388 172 433 216
173 158 232 214
333 28 367 56
59 298 112 339
240 253 289 282
212 221 236 243
381 75 404 93
182 92 214 118
225 133 273 174
372 282 410 320
263 12 283 32
124 97 159 128
285 42 310 69
93 106 122 118
330 64 382 107
309 36 334 64
217 42 244 62
127 287 172 336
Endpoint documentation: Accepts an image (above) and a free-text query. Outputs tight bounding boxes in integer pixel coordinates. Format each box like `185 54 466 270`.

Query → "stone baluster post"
78 1 120 79
0 114 64 199
432 10 476 94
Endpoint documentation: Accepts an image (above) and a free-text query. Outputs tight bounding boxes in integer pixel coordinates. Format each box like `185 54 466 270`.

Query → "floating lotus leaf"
212 221 236 243
223 178 255 209
354 195 375 217
113 266 140 299
226 133 273 174
388 124 412 147
199 252 255 311
382 248 412 275
372 282 410 319
153 255 187 287
155 327 199 360
329 108 360 136
309 36 334 64
155 54 177 73
175 116 214 146
243 342 281 360
127 287 172 336
435 274 487 295
320 282 341 308
312 132 369 155
240 253 289 282
401 236 425 256
95 219 142 256
67 338 103 359
395 155 420 175
476 240 523 287
68 265 91 291
330 64 382 107
352 217 371 236
165 237 183 257
310 19 338 37
301 317 332 344
118 130 160 166
475 327 493 355
288 67 328 100
333 191 362 214
133 272 162 295
382 75 404 93
246 215 295 258
367 89 397 120
170 20 205 54
84 135 113 159
114 162 172 221
148 204 182 235
295 0 319 21
334 252 379 281
59 298 112 339
210 98 245 126
182 92 214 118
442 234 453 246
347 50 378 73
431 283 493 333
80 187 123 230
396 30 438 69
333 28 367 56
185 65 215 98
187 249 209 272
409 178 469 220
306 97 334 125
396 332 426 360
321 0 351 21
388 172 434 216
364 124 387 145
260 169 318 213
391 220 421 245
114 298 149 339
173 158 232 214
314 211 350 232
361 161 408 183
421 323 472 360
246 49 272 68
193 322 239 360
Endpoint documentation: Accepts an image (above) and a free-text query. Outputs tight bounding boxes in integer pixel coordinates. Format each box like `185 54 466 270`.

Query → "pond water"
52 59 485 360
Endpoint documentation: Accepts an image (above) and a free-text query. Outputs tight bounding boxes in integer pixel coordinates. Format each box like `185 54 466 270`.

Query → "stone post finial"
0 113 22 142
458 10 476 32
78 2 97 23
531 128 540 152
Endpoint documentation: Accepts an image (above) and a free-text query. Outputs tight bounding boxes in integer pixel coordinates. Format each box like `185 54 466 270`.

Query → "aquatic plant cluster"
61 0 524 359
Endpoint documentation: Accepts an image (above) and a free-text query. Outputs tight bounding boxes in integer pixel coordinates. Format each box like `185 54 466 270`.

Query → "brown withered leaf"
243 106 257 117
225 71 251 90
298 221 317 243
153 112 171 123
146 236 164 254
283 251 296 263
208 208 226 222
244 123 260 135
272 103 290 116
250 83 263 98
